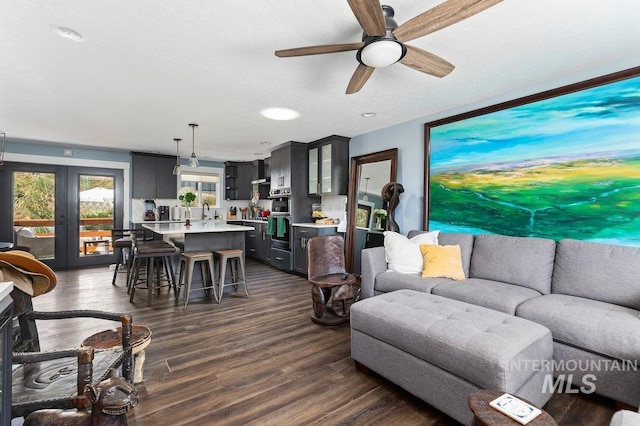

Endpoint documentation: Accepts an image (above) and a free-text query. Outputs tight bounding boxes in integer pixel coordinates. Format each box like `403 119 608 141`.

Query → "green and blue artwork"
428 74 640 246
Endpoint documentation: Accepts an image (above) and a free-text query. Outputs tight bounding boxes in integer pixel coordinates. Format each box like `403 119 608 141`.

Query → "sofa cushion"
383 231 440 275
432 278 542 315
470 234 556 294
516 294 640 361
420 244 466 280
351 290 553 393
552 239 640 310
408 231 474 278
375 270 451 295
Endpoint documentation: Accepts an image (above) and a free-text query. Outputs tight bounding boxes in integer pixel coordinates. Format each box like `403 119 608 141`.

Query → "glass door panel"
0 162 123 269
12 171 57 260
321 144 332 193
308 147 318 194
78 174 115 258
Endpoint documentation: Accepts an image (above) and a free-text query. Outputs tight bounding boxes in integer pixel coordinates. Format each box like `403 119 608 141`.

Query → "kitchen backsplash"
132 195 346 222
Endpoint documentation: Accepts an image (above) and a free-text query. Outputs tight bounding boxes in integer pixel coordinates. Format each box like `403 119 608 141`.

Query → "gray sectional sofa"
359 232 640 408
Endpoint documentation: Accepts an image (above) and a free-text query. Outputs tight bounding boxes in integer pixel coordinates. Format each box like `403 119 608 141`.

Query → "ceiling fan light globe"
360 40 403 68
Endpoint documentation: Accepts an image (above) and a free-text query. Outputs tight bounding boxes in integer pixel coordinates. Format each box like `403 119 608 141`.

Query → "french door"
0 162 124 269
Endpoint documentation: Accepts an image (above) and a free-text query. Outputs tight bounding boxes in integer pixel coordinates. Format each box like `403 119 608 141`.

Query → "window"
179 172 221 208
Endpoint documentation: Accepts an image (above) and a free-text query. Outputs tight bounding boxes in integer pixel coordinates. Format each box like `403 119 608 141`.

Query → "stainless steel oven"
270 215 291 251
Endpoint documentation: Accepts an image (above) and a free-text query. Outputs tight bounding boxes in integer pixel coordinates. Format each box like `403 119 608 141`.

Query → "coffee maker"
158 206 170 221
144 200 156 221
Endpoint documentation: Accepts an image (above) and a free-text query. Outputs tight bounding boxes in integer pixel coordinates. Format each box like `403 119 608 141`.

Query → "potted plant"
373 208 387 230
179 191 197 218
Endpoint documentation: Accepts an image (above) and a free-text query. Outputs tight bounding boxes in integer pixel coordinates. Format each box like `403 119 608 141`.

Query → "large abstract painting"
425 70 640 246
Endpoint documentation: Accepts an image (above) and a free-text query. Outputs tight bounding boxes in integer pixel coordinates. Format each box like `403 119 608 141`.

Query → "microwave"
271 197 290 214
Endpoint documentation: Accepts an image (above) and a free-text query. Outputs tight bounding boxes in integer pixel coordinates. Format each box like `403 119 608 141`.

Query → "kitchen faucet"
202 202 210 220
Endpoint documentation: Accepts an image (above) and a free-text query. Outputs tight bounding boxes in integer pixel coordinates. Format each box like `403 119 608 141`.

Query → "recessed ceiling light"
260 108 300 121
260 141 272 146
361 112 376 117
254 152 263 156
50 25 84 42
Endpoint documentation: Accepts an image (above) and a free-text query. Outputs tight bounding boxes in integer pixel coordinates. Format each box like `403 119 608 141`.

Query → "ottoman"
351 290 554 424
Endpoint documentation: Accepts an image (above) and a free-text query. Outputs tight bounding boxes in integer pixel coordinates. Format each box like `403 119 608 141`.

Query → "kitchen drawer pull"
275 256 284 261
249 248 256 252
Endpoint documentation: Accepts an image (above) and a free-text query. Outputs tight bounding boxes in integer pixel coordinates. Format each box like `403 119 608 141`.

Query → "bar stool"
214 249 249 303
126 233 164 294
178 251 218 310
111 229 143 286
128 237 178 306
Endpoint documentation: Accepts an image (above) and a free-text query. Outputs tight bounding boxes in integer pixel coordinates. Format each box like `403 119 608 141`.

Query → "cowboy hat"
0 250 56 296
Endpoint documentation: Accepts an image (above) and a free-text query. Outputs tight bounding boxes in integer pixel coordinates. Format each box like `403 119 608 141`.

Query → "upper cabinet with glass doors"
307 135 350 196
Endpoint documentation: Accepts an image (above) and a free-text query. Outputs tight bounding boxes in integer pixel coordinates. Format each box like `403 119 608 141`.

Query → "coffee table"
468 390 557 426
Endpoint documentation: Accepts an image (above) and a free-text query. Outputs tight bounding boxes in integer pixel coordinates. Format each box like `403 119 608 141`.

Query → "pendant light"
172 138 182 175
362 177 369 201
188 123 199 167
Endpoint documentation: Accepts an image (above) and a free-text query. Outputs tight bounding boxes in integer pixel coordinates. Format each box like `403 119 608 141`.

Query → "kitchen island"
142 221 255 253
142 221 256 300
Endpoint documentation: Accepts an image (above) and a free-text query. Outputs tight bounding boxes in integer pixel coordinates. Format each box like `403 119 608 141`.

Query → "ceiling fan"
275 0 503 94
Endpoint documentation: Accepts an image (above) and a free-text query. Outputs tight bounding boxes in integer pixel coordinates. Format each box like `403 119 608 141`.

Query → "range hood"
251 159 270 185
251 177 270 185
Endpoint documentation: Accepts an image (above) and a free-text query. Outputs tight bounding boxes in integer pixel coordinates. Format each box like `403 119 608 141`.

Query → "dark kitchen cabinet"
271 247 292 272
245 222 265 260
131 152 177 199
270 142 309 191
308 135 350 196
225 161 253 200
292 226 339 275
232 221 271 264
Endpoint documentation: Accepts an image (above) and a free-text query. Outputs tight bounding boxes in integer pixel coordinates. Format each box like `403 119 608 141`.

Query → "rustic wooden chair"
10 286 133 419
307 235 356 325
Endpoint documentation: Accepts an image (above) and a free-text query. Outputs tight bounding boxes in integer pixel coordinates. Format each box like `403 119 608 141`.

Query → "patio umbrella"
79 187 113 203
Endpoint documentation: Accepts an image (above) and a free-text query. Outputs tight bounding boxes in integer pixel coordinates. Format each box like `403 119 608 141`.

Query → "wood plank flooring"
24 260 618 425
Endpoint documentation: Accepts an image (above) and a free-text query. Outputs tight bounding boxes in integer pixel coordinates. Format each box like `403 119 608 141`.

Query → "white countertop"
0 281 13 302
292 223 340 228
132 220 185 224
143 222 254 235
230 219 268 224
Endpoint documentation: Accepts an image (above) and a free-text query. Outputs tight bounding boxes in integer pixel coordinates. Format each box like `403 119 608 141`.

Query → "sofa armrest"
360 247 387 299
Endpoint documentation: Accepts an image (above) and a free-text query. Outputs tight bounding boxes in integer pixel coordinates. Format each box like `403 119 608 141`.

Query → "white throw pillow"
383 231 440 274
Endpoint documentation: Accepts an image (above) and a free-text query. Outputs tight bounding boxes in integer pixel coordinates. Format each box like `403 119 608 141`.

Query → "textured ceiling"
1 1 639 161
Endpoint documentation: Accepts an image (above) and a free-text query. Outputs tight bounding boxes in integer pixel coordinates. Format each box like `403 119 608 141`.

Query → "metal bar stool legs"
214 249 249 303
129 243 178 306
111 230 133 286
178 252 218 310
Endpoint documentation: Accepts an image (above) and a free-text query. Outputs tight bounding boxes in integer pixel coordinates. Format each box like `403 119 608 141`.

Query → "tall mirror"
345 148 398 274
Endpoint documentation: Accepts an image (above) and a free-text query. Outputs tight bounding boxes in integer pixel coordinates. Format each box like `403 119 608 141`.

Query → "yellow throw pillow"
419 244 466 280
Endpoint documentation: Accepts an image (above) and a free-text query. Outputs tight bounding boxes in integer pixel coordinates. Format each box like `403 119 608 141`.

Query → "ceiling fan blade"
399 45 454 78
347 0 386 36
346 64 375 94
275 42 364 58
393 0 503 43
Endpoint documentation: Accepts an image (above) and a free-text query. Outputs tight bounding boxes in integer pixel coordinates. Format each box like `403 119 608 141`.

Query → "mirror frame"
345 148 398 272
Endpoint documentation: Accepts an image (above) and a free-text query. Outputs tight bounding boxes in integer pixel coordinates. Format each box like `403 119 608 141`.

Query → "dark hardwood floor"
22 259 618 425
